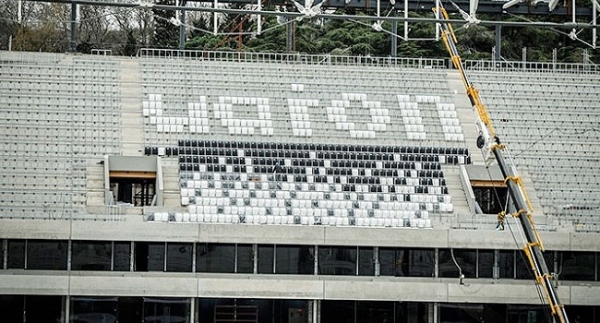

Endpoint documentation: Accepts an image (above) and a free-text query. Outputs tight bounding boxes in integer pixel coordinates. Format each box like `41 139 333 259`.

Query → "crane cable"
484 141 555 322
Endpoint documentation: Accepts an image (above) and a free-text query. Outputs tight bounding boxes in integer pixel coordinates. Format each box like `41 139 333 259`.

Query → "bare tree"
77 4 113 53
112 6 154 55
10 2 71 52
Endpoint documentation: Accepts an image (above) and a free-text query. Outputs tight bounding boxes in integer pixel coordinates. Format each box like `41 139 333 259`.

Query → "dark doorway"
473 186 508 214
110 178 155 206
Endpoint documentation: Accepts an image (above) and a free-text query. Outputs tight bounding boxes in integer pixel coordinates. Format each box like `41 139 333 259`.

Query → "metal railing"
464 59 600 74
137 48 447 69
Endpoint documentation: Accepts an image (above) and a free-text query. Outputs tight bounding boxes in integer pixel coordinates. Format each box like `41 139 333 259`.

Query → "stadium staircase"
120 59 144 155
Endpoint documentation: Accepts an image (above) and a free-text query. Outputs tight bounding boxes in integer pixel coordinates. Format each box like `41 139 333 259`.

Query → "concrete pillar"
391 15 398 57
494 24 502 61
70 3 77 52
179 0 187 50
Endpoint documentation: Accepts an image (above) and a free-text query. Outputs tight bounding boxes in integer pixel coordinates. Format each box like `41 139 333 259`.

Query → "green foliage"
122 30 137 57
152 0 179 48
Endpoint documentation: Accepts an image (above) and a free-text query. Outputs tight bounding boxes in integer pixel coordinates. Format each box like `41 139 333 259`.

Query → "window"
7 240 25 269
143 298 190 323
439 249 476 278
498 250 515 279
477 250 494 278
26 240 67 270
358 247 374 276
236 244 253 274
114 242 131 271
71 297 118 322
134 242 165 272
276 245 314 275
318 246 356 275
379 248 435 277
257 245 274 274
166 243 193 272
72 241 112 271
558 251 595 281
197 243 235 273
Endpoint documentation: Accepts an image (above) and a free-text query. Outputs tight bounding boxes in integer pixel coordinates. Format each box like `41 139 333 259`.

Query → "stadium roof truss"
28 0 599 54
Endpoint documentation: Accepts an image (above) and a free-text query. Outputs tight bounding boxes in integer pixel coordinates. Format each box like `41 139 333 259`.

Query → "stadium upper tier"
140 58 467 146
0 50 599 231
470 71 600 224
0 52 121 218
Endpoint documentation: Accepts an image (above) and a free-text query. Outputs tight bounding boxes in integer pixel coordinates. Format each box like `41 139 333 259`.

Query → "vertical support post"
189 298 196 323
18 0 22 24
179 0 187 50
2 240 6 269
213 0 218 35
313 246 318 275
404 0 409 40
391 19 398 57
374 246 380 276
593 0 597 49
252 244 258 274
286 18 294 53
257 0 262 35
435 0 440 41
192 242 197 272
70 2 77 52
494 23 501 61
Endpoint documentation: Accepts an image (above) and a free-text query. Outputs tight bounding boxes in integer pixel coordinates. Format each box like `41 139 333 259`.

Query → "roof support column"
70 2 77 52
179 0 187 50
494 23 502 61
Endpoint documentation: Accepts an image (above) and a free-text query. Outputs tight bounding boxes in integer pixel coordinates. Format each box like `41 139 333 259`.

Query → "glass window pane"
236 244 253 274
477 250 494 278
378 248 396 276
143 297 190 323
27 240 67 270
257 245 274 274
276 245 314 275
516 250 531 280
356 301 394 323
498 250 514 279
0 295 24 322
71 241 112 271
71 296 118 322
148 243 165 272
166 243 192 272
26 295 62 322
440 303 484 323
113 242 131 271
7 240 25 269
439 249 476 278
358 247 374 276
197 243 235 273
401 248 435 277
318 246 356 275
321 300 354 323
559 251 595 281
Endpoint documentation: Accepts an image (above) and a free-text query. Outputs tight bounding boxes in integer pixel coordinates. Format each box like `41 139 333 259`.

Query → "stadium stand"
470 71 600 226
1 50 600 322
138 55 473 227
0 52 121 218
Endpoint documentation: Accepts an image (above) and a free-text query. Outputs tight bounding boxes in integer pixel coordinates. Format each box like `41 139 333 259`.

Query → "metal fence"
137 48 447 69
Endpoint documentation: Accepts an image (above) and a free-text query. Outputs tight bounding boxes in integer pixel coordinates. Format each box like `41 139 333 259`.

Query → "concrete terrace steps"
119 59 144 156
446 70 483 166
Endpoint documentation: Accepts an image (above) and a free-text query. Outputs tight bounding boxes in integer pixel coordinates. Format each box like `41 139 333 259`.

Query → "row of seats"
148 212 432 228
167 139 470 155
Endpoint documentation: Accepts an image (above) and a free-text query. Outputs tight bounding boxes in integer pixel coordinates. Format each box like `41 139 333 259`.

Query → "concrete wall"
0 218 598 251
1 219 598 305
0 271 597 306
